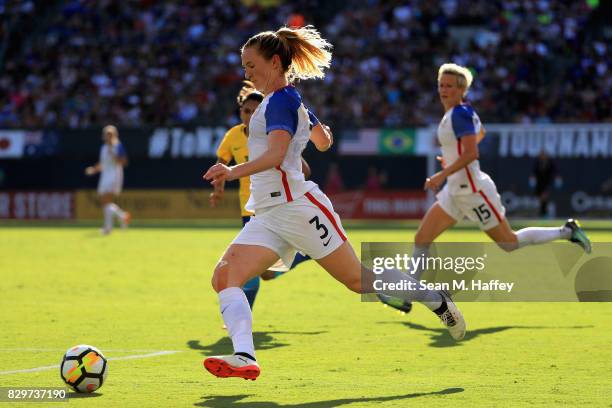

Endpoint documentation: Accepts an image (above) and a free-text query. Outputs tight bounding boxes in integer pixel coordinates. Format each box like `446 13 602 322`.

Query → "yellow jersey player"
213 118 251 222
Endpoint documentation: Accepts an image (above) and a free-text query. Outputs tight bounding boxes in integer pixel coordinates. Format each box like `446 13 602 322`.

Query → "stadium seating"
0 0 609 128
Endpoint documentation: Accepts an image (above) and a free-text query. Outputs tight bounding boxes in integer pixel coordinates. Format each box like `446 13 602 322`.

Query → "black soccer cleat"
377 293 413 314
565 219 592 254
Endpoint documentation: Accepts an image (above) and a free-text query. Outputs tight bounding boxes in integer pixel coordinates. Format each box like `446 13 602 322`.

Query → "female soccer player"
380 63 591 313
202 26 465 381
85 125 130 235
210 81 311 310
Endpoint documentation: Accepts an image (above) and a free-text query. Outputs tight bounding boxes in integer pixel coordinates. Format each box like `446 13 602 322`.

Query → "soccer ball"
60 345 108 393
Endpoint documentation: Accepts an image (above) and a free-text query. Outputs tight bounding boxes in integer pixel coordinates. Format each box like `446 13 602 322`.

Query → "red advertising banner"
0 191 75 219
328 190 428 219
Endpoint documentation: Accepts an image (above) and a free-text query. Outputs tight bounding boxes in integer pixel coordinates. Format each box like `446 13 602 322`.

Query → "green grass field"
1 223 612 407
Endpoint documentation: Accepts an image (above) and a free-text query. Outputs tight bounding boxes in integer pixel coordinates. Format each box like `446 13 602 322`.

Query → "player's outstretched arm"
310 123 333 152
85 163 101 176
203 131 290 185
209 158 229 207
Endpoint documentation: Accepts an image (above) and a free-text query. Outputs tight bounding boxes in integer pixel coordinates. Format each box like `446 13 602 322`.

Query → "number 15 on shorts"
472 204 491 223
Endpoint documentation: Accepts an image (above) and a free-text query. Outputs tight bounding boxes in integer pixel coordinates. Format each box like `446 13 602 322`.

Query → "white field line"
0 350 181 375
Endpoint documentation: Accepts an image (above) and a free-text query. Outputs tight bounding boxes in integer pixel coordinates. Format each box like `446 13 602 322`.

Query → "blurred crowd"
0 0 609 129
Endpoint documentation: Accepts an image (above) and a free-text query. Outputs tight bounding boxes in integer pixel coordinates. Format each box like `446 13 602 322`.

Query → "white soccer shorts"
97 173 123 195
437 176 506 230
232 186 347 266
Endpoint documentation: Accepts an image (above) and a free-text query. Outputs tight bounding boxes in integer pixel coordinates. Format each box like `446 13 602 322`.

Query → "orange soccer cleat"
203 354 260 381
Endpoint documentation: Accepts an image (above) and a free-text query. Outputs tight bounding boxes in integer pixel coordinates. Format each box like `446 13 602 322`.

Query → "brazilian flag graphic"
379 129 416 155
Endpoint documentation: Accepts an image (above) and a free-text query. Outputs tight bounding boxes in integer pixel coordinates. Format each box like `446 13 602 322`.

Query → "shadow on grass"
379 321 594 348
195 388 464 407
188 331 327 355
68 392 103 398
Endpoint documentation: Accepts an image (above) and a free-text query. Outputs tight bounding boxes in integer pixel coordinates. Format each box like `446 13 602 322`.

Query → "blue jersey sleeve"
451 106 476 138
115 143 127 158
307 108 319 130
265 90 299 136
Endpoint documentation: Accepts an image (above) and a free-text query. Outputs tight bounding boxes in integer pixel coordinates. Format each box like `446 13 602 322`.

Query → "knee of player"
497 240 518 253
212 259 231 292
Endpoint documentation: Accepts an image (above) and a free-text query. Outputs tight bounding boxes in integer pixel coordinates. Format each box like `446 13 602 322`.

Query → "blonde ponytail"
242 25 332 81
275 25 332 80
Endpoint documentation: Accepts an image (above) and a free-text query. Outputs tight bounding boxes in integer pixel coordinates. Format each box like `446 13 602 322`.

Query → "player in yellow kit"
213 114 252 224
210 81 311 309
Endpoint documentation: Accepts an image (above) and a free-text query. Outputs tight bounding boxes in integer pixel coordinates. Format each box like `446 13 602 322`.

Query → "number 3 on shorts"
309 216 332 246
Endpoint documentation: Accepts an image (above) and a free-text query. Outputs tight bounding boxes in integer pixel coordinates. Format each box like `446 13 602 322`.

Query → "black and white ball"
60 345 108 393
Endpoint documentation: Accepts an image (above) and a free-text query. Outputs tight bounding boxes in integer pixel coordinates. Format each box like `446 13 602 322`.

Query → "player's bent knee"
212 259 231 292
497 239 519 253
500 243 519 252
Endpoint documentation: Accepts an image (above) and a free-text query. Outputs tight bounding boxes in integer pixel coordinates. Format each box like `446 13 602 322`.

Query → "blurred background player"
85 125 130 235
380 63 591 313
323 162 344 195
364 165 387 191
210 81 311 310
202 26 466 381
530 150 561 217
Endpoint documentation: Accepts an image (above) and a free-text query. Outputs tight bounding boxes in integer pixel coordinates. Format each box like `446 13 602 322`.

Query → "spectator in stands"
0 0 608 128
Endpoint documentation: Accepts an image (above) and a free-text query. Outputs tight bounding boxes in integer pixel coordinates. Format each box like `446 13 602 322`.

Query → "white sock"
103 204 113 231
377 268 443 311
219 287 255 359
517 227 570 248
109 203 126 220
410 244 430 280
